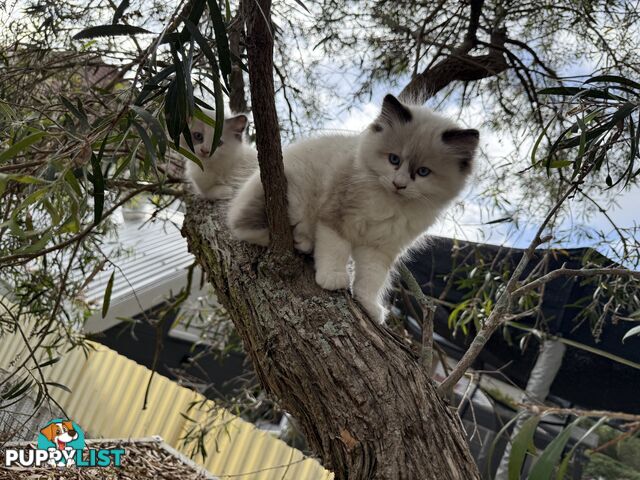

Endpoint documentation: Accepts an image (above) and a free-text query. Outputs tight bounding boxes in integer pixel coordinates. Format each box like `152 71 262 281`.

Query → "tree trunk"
182 199 481 480
228 12 248 114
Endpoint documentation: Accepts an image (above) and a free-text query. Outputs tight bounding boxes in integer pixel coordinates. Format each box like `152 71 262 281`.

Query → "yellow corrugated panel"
0 329 333 480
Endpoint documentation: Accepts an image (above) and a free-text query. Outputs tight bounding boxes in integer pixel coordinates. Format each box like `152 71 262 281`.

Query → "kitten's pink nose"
199 148 211 156
392 180 407 190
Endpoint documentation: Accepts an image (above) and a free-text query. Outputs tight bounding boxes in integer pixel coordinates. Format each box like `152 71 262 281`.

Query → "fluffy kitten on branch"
184 110 257 200
228 94 478 321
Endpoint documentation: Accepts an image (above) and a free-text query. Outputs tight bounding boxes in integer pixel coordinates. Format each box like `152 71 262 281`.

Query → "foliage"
0 0 232 436
1 0 640 477
583 452 640 480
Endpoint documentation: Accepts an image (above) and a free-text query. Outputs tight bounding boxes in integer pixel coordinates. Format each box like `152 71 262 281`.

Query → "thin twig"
438 167 590 395
513 267 640 298
398 263 436 372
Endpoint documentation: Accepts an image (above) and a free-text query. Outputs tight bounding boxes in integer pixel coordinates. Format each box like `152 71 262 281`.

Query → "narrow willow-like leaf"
73 24 152 40
60 95 90 130
36 357 61 369
622 324 640 342
44 381 72 393
131 105 167 157
132 120 158 175
90 153 104 223
182 19 224 152
102 270 115 318
206 0 232 85
585 74 640 90
0 131 45 163
556 417 607 480
529 418 580 480
509 415 540 480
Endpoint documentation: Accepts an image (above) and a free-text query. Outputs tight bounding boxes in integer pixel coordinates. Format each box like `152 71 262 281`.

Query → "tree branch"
438 168 588 394
400 12 508 104
228 12 248 113
241 0 293 254
513 267 640 297
182 199 481 480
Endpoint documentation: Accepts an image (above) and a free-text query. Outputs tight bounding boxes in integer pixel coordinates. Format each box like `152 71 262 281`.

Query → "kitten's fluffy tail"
227 172 270 246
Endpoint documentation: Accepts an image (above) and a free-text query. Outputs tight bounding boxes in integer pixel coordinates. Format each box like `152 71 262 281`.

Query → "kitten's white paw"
294 235 313 253
204 185 234 200
293 223 313 253
355 294 384 323
315 270 349 290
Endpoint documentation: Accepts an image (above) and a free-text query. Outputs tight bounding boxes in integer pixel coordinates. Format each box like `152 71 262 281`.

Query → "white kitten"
227 95 478 321
184 110 257 200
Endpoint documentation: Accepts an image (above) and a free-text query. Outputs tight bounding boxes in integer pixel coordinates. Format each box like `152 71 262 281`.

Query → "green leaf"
73 24 152 40
130 105 167 158
509 416 540 480
90 153 105 223
531 118 554 166
64 169 83 198
0 173 47 185
529 419 580 480
224 0 231 20
102 271 115 318
164 45 192 148
548 160 573 168
170 143 203 170
0 131 46 163
182 19 224 152
584 74 640 90
60 95 89 130
36 357 61 369
2 378 33 400
206 0 232 85
135 65 176 105
556 417 607 480
44 381 72 393
193 108 216 128
132 120 158 175
16 231 53 254
622 324 640 342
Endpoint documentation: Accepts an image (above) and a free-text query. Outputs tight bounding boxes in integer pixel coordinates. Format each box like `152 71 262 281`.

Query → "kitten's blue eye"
192 131 204 143
416 166 431 177
388 153 400 165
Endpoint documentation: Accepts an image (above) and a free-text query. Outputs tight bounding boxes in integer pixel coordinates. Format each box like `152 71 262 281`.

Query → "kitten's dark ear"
225 114 248 140
442 128 479 172
372 94 412 131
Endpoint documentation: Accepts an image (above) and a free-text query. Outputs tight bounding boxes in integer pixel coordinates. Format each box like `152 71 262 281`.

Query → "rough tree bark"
182 1 509 478
228 12 248 114
183 201 480 479
399 0 508 103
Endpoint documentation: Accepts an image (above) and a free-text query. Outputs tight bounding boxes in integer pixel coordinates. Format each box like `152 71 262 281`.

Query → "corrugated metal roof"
0 333 333 480
83 209 198 333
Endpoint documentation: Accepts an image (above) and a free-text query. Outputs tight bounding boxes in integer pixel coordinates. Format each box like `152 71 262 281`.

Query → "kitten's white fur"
228 95 478 321
184 110 257 200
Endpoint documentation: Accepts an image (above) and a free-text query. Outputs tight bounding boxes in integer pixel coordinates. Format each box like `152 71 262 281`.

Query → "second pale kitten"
184 110 257 200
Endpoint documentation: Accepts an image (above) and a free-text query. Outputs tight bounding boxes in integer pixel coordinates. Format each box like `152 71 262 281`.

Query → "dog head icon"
40 421 78 450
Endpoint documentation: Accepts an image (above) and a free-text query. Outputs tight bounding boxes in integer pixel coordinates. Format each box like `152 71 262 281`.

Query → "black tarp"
398 236 640 413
